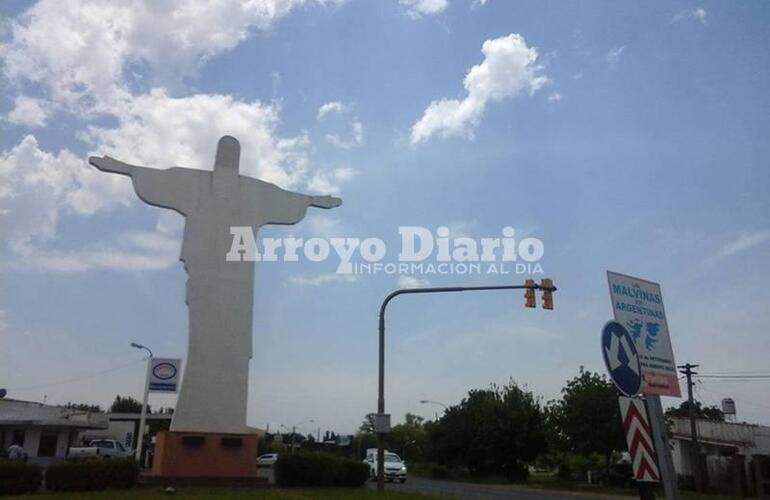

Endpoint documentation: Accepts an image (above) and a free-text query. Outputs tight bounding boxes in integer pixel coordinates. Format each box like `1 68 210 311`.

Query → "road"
368 477 630 500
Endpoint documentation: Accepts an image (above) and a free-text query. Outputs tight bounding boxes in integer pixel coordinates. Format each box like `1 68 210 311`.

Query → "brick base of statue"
151 431 258 478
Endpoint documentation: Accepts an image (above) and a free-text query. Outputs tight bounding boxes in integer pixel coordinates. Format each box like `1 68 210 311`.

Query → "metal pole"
376 282 552 492
377 309 386 492
291 425 296 455
646 396 681 500
130 343 153 464
136 355 151 463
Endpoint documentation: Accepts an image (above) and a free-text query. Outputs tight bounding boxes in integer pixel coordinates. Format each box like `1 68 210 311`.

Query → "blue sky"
1 0 769 434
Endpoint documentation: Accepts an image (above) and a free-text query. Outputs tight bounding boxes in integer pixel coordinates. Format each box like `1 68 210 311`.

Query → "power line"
696 380 770 415
697 375 770 380
6 357 145 392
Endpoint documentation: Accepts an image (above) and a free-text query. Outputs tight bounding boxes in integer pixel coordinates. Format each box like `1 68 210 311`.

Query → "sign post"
135 358 181 463
135 357 152 462
606 271 681 500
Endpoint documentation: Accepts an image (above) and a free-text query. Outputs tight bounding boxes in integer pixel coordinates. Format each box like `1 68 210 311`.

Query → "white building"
0 398 108 466
670 416 770 496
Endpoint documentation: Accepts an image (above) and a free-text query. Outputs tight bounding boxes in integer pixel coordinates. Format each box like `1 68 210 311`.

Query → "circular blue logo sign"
601 321 642 397
153 362 177 380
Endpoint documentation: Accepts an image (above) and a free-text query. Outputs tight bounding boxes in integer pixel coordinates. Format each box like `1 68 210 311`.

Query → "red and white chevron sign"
618 397 660 482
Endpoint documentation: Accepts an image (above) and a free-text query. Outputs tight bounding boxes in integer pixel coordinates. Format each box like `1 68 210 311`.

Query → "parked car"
257 453 279 466
364 450 407 483
68 439 133 459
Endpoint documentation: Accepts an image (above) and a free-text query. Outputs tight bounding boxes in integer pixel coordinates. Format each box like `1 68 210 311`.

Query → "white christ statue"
90 136 341 434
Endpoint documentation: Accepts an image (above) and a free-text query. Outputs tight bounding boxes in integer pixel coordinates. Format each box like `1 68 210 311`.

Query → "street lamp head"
419 400 428 404
130 342 153 357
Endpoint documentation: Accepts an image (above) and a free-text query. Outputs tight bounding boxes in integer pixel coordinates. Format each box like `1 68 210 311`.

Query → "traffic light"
541 278 554 310
524 279 536 308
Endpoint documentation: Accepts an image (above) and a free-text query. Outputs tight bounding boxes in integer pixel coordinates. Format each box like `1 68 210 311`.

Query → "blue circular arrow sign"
601 321 642 397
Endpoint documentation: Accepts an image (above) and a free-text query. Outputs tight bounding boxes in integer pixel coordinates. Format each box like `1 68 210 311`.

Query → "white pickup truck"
68 439 133 459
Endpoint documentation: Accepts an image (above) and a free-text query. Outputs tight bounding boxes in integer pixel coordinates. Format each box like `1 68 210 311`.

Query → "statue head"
214 135 241 172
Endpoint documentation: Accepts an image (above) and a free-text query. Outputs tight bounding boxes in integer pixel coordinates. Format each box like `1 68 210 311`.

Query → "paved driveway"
368 477 631 500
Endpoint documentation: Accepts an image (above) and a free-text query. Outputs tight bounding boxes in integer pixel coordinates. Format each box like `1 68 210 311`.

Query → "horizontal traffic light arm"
381 281 556 307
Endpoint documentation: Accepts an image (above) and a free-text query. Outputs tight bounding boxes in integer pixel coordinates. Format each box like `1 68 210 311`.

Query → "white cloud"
0 0 336 111
325 118 364 149
307 167 357 195
399 0 448 18
7 97 49 128
9 230 181 273
607 46 625 64
410 34 548 144
317 101 347 119
548 92 562 103
302 215 343 238
0 135 132 251
0 1 357 274
86 89 311 189
288 273 357 286
713 231 770 260
318 102 364 149
352 120 364 144
672 7 707 26
398 275 430 288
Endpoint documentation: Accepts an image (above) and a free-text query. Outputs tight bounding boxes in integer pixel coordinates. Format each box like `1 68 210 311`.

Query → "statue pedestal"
151 431 258 478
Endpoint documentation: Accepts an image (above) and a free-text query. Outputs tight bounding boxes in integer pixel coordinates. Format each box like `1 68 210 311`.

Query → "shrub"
45 458 138 491
0 460 42 495
506 462 529 482
430 463 449 479
556 452 597 481
276 453 369 487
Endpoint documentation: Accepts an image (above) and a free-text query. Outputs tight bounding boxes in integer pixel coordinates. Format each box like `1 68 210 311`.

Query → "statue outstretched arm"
309 195 342 209
88 156 143 176
243 178 342 226
89 155 207 215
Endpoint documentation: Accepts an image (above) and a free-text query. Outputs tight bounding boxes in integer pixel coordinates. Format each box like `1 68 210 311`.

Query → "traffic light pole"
375 281 555 492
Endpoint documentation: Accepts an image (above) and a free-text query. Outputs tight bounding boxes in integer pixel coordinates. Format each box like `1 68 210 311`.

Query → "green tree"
63 402 103 412
389 413 428 462
665 401 724 421
108 395 147 413
358 413 376 434
354 414 378 459
547 368 625 467
428 380 546 479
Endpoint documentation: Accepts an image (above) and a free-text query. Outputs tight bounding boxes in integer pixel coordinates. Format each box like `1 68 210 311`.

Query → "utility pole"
678 363 702 493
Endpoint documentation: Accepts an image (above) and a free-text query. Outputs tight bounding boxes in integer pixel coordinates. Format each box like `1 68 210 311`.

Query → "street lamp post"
130 342 153 464
375 281 555 492
419 399 447 421
290 419 315 455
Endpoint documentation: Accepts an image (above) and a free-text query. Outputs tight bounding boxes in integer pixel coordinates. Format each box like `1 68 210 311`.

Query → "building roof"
670 416 770 455
0 398 108 430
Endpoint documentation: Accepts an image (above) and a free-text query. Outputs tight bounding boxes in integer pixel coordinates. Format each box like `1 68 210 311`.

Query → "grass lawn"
408 468 741 500
5 487 438 500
